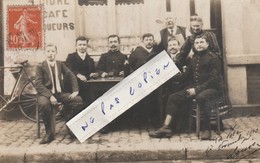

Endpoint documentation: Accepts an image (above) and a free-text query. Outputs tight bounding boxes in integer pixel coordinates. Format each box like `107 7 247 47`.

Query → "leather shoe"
149 126 172 138
201 130 211 140
40 134 54 144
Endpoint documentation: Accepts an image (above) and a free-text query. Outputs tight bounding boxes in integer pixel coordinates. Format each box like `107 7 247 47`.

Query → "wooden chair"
190 98 229 137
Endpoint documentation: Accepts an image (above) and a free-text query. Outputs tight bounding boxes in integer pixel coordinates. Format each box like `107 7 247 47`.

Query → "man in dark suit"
96 35 126 78
65 36 97 106
156 15 187 52
35 43 84 144
128 33 159 125
129 33 158 71
149 35 223 140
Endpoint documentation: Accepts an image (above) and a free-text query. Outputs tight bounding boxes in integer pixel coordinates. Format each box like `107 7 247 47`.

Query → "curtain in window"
75 0 211 54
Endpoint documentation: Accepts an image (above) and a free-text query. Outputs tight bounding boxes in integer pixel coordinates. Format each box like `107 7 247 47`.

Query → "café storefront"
0 0 260 113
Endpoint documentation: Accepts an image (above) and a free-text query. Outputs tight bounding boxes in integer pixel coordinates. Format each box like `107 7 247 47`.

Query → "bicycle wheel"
18 80 38 122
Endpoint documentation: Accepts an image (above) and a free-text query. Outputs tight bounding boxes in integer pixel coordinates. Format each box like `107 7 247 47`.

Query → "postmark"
7 5 44 50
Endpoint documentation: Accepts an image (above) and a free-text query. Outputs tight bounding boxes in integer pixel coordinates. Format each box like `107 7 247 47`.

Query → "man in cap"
155 14 188 52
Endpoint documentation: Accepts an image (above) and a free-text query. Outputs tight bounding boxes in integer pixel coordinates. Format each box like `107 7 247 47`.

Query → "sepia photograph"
0 0 259 162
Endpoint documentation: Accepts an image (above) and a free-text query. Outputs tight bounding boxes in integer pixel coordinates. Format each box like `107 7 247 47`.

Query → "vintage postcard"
0 0 259 162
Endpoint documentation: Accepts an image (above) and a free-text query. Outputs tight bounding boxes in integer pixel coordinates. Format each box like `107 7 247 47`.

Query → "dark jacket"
129 46 158 71
96 50 125 75
179 30 221 66
176 50 223 94
158 26 186 52
65 52 95 80
35 60 79 98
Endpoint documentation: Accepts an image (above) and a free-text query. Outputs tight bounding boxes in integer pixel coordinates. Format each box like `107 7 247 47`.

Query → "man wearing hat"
156 14 188 52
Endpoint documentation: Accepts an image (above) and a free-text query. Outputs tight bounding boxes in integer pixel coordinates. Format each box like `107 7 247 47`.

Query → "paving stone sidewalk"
0 116 259 162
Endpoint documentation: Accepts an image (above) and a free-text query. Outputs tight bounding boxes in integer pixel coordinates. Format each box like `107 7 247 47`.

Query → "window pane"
78 0 107 6
116 0 144 5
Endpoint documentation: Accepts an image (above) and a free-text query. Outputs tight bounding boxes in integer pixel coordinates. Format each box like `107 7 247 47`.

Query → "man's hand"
119 71 124 77
101 72 108 78
50 96 58 105
69 91 78 100
90 72 99 79
77 74 87 82
186 88 196 97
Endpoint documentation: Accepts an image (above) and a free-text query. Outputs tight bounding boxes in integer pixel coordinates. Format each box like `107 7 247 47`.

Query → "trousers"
38 92 84 134
166 88 219 130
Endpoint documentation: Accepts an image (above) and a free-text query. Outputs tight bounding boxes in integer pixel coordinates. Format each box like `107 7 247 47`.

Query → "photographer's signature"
206 125 260 160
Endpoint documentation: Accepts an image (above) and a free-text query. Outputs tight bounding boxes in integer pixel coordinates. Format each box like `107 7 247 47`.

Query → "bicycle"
0 60 64 122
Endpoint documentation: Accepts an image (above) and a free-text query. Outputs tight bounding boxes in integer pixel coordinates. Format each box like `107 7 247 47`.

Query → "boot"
201 130 211 140
149 125 172 138
200 118 211 140
40 122 54 144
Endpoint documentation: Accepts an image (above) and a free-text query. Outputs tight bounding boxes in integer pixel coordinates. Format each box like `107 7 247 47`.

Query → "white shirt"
142 45 153 53
77 52 87 60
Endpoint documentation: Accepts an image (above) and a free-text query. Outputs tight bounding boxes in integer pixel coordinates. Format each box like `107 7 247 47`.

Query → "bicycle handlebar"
14 60 28 65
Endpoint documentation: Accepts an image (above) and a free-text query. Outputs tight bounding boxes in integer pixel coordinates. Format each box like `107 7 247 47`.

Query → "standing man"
65 36 96 106
149 35 223 140
129 33 158 71
179 14 221 66
155 15 188 52
96 35 125 78
35 43 84 144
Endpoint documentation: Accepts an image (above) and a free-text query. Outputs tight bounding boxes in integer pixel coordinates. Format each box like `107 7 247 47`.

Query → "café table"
87 77 123 102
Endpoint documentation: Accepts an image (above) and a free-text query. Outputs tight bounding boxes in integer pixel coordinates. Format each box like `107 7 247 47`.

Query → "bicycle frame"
0 64 32 111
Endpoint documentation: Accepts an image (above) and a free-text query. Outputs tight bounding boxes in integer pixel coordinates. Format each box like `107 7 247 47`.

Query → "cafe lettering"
40 0 75 31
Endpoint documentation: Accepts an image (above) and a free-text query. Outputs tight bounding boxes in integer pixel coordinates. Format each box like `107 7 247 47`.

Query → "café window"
116 0 144 5
78 0 107 6
78 0 144 5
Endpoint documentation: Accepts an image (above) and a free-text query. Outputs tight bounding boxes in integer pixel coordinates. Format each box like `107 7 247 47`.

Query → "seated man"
96 35 126 78
128 33 159 126
160 38 190 124
35 43 84 144
149 35 223 140
129 33 158 71
65 36 97 106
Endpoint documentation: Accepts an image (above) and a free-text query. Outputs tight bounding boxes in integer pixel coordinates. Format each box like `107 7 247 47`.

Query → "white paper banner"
66 50 180 143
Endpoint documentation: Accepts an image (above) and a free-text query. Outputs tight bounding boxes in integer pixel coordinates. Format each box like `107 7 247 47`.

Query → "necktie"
171 29 174 36
50 65 57 93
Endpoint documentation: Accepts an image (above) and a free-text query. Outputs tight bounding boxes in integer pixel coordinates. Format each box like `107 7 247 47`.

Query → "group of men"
34 14 223 144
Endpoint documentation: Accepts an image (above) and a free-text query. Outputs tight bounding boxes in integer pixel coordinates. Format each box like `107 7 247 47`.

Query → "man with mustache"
128 33 159 126
97 35 125 78
160 38 190 132
149 35 223 140
155 14 188 53
129 33 158 71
